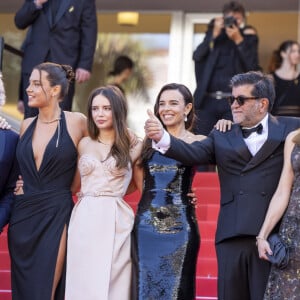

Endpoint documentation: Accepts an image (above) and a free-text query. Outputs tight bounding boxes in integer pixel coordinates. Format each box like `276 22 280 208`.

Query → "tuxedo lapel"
243 115 285 172
43 2 53 27
227 125 252 162
54 0 73 26
0 130 6 158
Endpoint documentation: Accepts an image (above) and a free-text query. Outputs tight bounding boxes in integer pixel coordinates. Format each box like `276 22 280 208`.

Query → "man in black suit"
193 1 260 136
144 71 300 300
0 73 19 234
15 0 97 118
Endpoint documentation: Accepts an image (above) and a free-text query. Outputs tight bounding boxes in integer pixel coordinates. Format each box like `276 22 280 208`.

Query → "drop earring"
184 114 187 122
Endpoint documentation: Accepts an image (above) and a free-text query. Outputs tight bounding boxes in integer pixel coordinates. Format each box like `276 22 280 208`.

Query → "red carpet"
0 172 220 300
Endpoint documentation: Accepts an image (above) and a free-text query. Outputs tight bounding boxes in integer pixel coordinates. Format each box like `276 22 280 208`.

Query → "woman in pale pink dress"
65 86 142 300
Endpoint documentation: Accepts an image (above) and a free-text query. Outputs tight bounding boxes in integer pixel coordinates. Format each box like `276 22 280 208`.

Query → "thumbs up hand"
144 109 164 142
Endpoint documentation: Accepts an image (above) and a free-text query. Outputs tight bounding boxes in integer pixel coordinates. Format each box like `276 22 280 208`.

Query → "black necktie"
241 123 263 138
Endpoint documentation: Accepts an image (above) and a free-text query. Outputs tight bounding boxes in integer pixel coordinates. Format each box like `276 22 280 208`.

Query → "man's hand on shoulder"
0 116 11 130
214 119 233 132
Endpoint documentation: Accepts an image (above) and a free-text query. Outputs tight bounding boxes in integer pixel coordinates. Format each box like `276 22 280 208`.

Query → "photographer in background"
193 1 260 138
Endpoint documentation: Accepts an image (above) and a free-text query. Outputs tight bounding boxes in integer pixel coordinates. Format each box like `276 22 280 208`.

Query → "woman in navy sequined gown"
257 130 300 299
8 63 87 300
132 83 206 299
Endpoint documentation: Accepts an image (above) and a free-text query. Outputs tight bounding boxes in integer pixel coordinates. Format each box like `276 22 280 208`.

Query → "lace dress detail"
264 144 300 300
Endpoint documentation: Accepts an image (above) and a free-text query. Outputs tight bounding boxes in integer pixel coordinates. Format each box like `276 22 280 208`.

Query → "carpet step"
197 204 220 221
196 275 218 297
199 221 217 239
0 239 8 252
0 252 10 269
0 270 11 290
193 172 220 188
198 239 216 258
197 257 217 277
194 187 220 205
0 290 11 300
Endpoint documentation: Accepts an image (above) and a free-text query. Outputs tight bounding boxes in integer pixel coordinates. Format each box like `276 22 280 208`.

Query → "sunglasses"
227 96 260 106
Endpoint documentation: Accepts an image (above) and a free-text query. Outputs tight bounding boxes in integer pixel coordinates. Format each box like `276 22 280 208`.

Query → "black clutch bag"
267 233 289 270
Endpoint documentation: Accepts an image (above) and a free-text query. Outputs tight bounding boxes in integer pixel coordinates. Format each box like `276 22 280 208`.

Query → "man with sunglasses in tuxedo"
144 71 300 300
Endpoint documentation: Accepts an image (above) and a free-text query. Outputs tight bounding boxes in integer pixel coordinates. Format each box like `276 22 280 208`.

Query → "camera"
224 16 237 28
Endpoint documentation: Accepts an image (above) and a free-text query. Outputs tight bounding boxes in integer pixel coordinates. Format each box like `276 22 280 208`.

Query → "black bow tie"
241 123 263 138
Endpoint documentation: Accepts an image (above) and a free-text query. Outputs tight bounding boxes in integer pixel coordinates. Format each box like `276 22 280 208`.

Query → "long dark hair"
86 85 131 169
140 83 195 165
268 40 299 73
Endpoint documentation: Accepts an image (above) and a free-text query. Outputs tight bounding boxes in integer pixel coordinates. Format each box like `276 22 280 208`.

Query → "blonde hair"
0 72 6 106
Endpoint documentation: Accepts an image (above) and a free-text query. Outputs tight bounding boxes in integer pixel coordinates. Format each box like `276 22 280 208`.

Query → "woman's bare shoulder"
64 111 86 122
64 111 88 137
20 117 36 136
78 136 93 153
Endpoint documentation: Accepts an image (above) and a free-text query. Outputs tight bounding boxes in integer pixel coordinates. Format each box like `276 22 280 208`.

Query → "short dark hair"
222 1 246 18
108 55 134 76
230 71 275 111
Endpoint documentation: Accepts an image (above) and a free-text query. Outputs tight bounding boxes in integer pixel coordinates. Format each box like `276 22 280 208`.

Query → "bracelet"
255 236 266 246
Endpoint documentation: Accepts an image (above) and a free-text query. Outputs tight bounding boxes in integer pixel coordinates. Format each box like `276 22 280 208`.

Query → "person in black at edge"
193 1 260 137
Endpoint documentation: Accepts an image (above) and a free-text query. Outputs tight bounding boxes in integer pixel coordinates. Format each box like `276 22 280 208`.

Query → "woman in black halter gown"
132 83 206 299
8 62 87 300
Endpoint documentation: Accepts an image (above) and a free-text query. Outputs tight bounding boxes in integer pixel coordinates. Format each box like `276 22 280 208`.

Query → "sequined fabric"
132 152 200 300
264 144 300 300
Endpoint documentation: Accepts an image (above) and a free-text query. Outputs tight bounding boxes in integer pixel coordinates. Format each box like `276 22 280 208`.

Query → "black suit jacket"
0 129 19 232
15 0 97 74
193 21 260 109
166 115 300 243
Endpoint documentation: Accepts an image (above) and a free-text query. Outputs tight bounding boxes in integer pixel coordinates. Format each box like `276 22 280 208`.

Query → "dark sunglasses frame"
227 96 260 106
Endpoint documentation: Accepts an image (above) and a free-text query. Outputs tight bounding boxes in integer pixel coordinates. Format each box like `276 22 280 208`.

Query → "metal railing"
0 36 23 72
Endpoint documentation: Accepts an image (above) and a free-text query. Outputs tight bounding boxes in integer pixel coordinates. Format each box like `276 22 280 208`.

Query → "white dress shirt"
242 114 268 156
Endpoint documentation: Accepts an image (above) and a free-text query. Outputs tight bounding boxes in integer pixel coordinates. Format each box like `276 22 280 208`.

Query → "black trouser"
216 236 271 300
